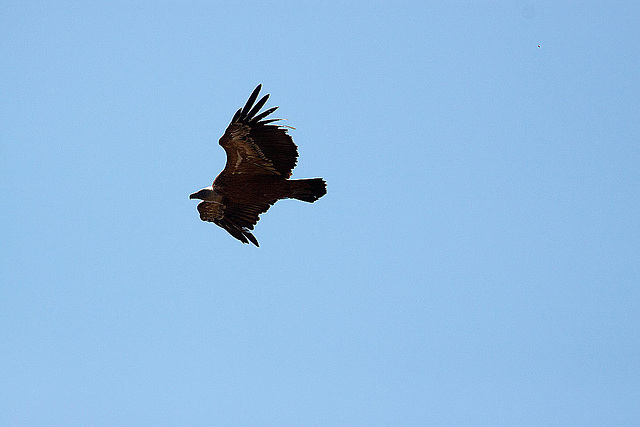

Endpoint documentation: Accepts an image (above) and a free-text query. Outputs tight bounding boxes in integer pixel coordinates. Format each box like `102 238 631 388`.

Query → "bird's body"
189 85 326 246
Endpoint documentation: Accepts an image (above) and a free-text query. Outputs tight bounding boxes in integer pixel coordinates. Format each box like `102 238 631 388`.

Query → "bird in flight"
190 84 327 246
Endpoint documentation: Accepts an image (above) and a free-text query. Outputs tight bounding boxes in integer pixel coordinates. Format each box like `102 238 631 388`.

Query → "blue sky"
1 1 638 424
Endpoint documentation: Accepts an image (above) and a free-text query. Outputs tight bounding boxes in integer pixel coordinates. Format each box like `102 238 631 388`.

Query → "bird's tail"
288 178 327 203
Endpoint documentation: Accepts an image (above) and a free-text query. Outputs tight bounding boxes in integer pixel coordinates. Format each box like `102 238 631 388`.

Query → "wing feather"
218 85 299 177
258 118 283 125
231 108 242 123
197 200 273 247
250 106 279 124
246 94 270 120
238 84 263 121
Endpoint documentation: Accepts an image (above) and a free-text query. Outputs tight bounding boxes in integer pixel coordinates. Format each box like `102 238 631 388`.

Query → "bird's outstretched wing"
218 84 299 178
197 200 274 247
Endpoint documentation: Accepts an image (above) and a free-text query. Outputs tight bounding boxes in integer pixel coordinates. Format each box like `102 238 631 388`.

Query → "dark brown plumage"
189 84 327 246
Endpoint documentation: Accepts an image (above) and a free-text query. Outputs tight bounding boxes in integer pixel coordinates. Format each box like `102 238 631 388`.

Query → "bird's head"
189 187 214 200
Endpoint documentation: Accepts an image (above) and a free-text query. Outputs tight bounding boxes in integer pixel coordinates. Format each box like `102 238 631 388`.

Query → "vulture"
189 84 327 246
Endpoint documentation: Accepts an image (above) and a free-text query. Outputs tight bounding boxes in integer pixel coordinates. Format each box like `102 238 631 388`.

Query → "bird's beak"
189 193 196 199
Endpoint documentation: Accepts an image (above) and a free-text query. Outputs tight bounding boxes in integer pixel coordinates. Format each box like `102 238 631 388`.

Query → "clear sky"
1 1 638 424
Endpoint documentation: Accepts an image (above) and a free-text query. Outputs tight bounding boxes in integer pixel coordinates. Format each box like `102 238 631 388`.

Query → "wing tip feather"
229 85 283 126
238 84 263 122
